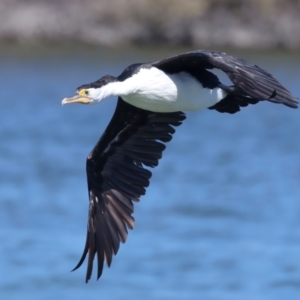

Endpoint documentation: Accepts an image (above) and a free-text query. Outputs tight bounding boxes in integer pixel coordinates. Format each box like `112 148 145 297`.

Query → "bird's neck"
97 81 136 101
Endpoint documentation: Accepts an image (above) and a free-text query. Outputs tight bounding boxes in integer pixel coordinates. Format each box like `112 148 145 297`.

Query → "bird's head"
62 75 118 105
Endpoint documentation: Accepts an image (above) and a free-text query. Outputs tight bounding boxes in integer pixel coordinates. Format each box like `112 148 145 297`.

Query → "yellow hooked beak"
62 90 92 105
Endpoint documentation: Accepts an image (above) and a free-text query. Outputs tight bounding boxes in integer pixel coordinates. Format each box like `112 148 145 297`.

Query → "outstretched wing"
73 98 185 282
153 50 298 110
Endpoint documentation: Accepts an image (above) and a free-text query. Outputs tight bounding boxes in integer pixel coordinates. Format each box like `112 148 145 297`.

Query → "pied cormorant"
62 50 298 282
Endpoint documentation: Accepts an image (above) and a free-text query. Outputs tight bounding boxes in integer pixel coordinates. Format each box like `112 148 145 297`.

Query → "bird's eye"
84 90 89 96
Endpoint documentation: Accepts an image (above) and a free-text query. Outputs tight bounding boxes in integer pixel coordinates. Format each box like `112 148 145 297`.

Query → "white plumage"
120 67 227 112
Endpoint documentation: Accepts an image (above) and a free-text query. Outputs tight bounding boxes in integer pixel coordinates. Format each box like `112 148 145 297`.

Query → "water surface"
0 46 300 300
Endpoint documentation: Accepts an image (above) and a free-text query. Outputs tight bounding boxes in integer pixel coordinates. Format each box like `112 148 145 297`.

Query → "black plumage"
73 98 185 282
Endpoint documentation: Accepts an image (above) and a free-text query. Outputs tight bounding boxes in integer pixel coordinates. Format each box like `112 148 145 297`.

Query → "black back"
153 50 298 112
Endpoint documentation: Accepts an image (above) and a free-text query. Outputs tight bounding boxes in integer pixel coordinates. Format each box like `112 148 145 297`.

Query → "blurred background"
0 1 300 299
1 0 300 48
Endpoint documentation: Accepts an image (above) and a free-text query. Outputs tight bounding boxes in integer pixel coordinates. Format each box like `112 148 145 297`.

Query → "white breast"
120 67 227 112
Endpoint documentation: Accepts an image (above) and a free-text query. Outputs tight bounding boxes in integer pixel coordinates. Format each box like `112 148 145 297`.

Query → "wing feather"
73 98 185 282
153 50 298 110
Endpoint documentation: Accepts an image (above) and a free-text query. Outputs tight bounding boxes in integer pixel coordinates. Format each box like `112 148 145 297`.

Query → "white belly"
121 67 226 112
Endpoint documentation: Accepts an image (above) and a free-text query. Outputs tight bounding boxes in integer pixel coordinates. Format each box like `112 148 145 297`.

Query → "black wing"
73 98 185 282
153 50 298 113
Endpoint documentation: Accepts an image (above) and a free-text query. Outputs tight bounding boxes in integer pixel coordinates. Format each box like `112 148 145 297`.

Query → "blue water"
0 46 300 300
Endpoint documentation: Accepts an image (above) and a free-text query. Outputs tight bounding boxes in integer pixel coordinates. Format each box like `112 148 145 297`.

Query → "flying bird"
62 50 298 282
